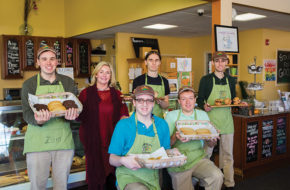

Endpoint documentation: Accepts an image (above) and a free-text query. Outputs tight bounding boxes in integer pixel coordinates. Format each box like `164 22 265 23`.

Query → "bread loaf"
48 101 66 111
180 127 196 135
196 128 211 135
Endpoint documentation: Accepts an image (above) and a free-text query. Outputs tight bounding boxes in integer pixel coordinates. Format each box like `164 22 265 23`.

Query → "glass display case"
0 103 86 189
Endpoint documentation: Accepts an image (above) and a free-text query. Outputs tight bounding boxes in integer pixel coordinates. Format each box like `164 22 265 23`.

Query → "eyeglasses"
135 98 154 104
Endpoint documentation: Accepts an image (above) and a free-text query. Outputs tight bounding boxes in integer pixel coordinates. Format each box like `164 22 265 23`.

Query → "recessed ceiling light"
234 13 266 21
143 24 178 30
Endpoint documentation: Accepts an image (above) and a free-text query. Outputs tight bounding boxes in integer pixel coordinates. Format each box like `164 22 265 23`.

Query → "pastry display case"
0 103 86 189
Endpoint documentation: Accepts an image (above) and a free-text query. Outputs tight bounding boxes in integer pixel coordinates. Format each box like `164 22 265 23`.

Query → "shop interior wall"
0 0 65 100
238 28 290 101
115 32 211 94
63 0 206 37
261 29 290 100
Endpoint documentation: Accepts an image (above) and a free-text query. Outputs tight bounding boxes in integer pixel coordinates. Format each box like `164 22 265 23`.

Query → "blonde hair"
89 61 116 87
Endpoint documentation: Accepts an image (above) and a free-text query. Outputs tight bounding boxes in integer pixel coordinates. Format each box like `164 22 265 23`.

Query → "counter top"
233 110 290 118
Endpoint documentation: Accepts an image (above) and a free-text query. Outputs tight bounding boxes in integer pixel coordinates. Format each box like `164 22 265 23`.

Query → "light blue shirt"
108 112 171 156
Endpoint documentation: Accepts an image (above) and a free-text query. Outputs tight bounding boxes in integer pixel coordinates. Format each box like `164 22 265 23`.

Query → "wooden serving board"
210 104 248 108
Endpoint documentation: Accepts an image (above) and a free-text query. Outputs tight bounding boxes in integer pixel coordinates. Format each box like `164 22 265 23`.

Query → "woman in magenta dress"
78 61 129 190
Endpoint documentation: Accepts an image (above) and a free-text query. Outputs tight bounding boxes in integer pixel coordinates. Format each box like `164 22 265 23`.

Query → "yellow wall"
262 29 290 100
0 0 65 36
64 0 206 37
0 0 66 99
238 28 290 101
188 35 211 90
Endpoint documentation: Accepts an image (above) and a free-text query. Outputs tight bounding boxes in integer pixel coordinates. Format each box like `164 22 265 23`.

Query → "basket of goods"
176 120 219 140
28 92 83 117
134 147 187 169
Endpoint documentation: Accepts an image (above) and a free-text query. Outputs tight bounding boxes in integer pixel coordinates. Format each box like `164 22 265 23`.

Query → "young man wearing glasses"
197 52 237 190
108 85 177 190
165 86 223 190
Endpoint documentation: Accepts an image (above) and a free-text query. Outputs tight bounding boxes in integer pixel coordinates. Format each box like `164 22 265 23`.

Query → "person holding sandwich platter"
197 52 247 190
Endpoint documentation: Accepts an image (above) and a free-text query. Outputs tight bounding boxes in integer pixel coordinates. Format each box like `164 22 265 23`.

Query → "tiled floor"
71 164 290 190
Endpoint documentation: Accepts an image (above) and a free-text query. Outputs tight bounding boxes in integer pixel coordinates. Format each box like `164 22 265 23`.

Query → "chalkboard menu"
79 42 89 74
75 39 91 78
23 37 37 70
131 37 160 58
277 50 290 84
53 40 62 65
262 120 273 158
2 36 23 79
7 39 21 75
276 117 287 154
246 121 258 162
65 41 74 67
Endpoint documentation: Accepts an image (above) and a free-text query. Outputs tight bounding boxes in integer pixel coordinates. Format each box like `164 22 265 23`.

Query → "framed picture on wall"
214 25 239 53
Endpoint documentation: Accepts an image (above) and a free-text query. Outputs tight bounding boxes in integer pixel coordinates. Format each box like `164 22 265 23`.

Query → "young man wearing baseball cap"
197 52 238 190
108 85 178 190
165 86 223 190
21 46 79 189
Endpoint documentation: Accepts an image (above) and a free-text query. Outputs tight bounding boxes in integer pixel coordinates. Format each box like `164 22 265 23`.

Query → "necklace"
97 86 109 91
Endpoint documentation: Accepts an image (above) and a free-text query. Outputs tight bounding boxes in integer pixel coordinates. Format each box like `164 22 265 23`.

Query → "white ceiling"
75 3 290 39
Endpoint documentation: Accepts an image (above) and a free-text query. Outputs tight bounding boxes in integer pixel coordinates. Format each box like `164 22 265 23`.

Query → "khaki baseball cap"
37 45 57 58
212 51 228 60
178 86 195 98
132 85 155 99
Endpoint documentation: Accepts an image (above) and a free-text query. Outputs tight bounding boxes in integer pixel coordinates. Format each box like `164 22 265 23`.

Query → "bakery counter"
0 104 86 189
233 111 290 178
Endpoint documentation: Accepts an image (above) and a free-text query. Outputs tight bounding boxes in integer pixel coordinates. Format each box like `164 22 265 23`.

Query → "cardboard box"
139 47 152 59
161 57 177 73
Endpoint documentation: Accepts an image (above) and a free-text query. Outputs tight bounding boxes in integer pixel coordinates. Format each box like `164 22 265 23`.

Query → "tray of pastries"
210 97 247 107
176 120 219 140
133 147 187 169
28 92 83 117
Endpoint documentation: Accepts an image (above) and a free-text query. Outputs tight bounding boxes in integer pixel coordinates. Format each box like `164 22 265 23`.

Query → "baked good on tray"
63 100 78 109
33 104 49 111
214 99 223 106
196 128 211 135
48 101 66 111
180 127 197 135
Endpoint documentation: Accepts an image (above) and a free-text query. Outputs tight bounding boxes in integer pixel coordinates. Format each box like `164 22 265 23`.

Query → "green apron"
23 74 74 154
145 74 165 118
116 114 161 190
206 77 234 134
168 110 205 173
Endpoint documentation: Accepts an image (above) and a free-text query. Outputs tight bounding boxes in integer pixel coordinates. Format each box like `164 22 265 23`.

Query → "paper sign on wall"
56 68 74 79
263 59 276 81
177 58 192 72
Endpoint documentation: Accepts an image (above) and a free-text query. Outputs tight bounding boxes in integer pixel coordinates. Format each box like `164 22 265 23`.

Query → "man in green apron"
108 85 174 190
165 86 223 190
197 52 237 190
132 51 170 118
21 46 79 190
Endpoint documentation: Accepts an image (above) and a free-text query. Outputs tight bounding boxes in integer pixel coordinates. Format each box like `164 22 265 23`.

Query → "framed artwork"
214 25 239 53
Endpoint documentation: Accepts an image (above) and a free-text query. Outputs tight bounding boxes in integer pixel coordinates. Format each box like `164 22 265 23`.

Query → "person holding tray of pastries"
108 85 176 190
77 61 129 190
21 46 79 190
165 86 223 190
132 51 170 118
197 52 246 190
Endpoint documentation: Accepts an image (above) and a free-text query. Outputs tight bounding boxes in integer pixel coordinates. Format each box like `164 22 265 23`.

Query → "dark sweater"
21 73 77 126
132 74 170 95
197 73 236 110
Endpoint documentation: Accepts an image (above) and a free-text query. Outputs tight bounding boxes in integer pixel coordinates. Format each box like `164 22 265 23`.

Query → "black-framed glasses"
135 98 154 104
